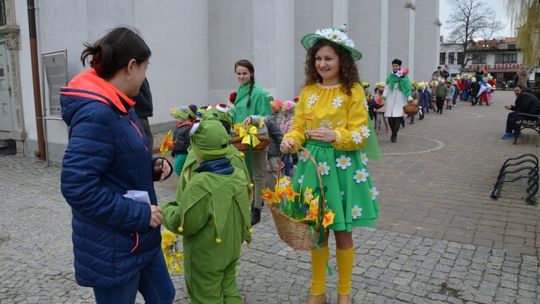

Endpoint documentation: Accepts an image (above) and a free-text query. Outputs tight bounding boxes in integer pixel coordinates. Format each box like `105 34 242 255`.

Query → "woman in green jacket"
232 59 272 225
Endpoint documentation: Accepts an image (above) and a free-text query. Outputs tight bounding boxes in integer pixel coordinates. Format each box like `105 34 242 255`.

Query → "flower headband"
300 24 362 60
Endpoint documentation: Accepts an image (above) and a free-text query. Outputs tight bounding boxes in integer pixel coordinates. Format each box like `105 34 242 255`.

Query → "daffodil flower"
261 187 278 204
322 210 335 228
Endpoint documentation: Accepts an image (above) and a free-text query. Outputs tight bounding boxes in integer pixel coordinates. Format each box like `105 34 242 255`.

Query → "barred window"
439 52 446 65
495 53 517 64
457 52 464 64
449 52 455 65
472 54 486 64
0 0 6 27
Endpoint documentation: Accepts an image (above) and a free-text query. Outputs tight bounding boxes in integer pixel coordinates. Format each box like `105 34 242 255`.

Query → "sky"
439 0 514 40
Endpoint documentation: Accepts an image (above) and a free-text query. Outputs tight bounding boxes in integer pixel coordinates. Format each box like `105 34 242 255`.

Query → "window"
495 53 517 64
472 54 486 64
0 0 6 26
439 52 446 65
457 52 464 64
448 52 455 64
507 44 516 50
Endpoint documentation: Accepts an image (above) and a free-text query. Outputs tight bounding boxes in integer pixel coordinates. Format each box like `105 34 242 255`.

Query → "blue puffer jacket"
60 69 161 288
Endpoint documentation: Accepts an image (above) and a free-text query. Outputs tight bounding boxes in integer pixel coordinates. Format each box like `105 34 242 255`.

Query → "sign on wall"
42 50 67 116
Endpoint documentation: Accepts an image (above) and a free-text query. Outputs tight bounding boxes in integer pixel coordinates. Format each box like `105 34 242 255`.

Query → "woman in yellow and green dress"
280 26 380 304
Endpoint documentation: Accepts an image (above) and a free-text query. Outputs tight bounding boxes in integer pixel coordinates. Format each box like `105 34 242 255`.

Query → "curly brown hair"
304 39 360 95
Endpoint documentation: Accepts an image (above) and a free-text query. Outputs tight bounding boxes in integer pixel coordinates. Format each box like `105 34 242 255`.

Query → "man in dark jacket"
501 84 540 139
134 78 154 149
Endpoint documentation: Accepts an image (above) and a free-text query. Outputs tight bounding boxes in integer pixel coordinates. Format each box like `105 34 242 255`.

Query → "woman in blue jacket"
60 27 175 304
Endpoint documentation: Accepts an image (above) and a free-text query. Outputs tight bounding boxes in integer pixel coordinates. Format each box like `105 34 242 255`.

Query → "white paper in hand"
123 190 151 205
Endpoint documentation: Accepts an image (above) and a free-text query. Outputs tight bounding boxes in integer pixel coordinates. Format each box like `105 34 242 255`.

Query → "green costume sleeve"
162 201 182 233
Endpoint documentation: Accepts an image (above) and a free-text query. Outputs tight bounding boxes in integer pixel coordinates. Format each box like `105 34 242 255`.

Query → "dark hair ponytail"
81 27 151 79
234 59 255 108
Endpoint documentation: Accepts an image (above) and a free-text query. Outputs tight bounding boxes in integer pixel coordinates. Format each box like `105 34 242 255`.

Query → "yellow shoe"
307 293 327 304
337 293 351 304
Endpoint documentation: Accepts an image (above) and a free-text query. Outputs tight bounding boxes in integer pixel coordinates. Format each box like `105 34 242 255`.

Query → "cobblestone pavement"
0 91 539 303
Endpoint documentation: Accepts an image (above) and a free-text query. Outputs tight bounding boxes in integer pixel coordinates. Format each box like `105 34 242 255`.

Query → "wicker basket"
231 135 270 152
267 147 326 251
403 102 419 116
269 206 320 251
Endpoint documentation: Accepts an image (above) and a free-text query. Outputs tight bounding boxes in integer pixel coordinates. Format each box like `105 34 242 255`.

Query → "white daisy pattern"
298 149 310 162
318 162 330 176
307 94 319 108
353 169 369 183
298 175 304 185
332 96 344 108
360 152 368 165
360 125 370 138
320 119 332 129
336 155 352 170
363 99 369 111
352 205 363 219
352 130 363 144
370 187 379 200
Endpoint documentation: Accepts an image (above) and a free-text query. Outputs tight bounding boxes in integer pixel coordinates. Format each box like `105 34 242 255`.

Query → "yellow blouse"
284 82 369 152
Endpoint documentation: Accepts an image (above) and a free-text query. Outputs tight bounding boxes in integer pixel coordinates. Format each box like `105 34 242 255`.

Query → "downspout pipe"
27 0 46 160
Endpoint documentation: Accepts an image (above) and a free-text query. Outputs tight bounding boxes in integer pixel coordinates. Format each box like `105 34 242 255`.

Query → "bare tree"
445 0 503 69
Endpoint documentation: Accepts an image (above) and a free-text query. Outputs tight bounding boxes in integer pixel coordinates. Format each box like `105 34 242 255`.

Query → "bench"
513 113 540 144
491 154 538 205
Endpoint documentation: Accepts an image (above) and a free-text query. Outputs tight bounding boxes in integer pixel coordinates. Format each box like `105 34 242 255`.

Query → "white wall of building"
414 0 440 81
13 0 439 162
349 0 383 85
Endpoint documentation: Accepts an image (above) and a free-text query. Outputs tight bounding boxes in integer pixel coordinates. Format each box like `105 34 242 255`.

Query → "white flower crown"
315 28 355 48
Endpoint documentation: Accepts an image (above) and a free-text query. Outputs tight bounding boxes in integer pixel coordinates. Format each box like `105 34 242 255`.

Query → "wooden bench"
513 113 540 144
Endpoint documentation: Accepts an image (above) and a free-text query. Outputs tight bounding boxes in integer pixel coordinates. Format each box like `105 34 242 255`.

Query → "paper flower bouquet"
161 229 183 275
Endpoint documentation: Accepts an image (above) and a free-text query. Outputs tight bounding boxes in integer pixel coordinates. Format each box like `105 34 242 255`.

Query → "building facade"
0 0 440 163
440 37 528 84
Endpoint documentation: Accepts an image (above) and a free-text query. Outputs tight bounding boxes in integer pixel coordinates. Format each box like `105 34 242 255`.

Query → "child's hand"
280 138 296 153
149 205 163 228
242 116 253 126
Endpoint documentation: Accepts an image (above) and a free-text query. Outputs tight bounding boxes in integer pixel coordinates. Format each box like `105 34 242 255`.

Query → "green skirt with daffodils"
292 140 379 231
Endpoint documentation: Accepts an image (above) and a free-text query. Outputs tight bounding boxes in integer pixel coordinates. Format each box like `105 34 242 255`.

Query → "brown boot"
337 294 351 304
307 294 327 304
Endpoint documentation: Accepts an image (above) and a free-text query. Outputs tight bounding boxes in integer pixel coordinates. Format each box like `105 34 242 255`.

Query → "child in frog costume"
176 105 253 203
163 117 252 304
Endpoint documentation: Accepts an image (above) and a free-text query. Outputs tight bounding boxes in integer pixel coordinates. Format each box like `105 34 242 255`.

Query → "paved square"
0 91 538 303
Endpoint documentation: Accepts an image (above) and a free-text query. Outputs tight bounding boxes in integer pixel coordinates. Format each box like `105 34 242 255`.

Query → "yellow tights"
310 246 354 296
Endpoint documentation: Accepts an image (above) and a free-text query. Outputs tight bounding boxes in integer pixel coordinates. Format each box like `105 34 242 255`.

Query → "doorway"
0 42 13 132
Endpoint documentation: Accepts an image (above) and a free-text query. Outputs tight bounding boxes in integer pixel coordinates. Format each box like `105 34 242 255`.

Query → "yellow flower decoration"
238 125 260 147
322 210 335 229
261 187 278 204
283 187 298 201
303 188 314 203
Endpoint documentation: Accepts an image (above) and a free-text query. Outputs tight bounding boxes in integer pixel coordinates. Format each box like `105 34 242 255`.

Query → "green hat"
169 106 195 120
301 24 362 60
203 107 233 129
190 117 230 161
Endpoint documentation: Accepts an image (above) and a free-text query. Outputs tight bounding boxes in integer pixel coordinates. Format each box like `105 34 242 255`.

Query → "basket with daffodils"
262 148 335 251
